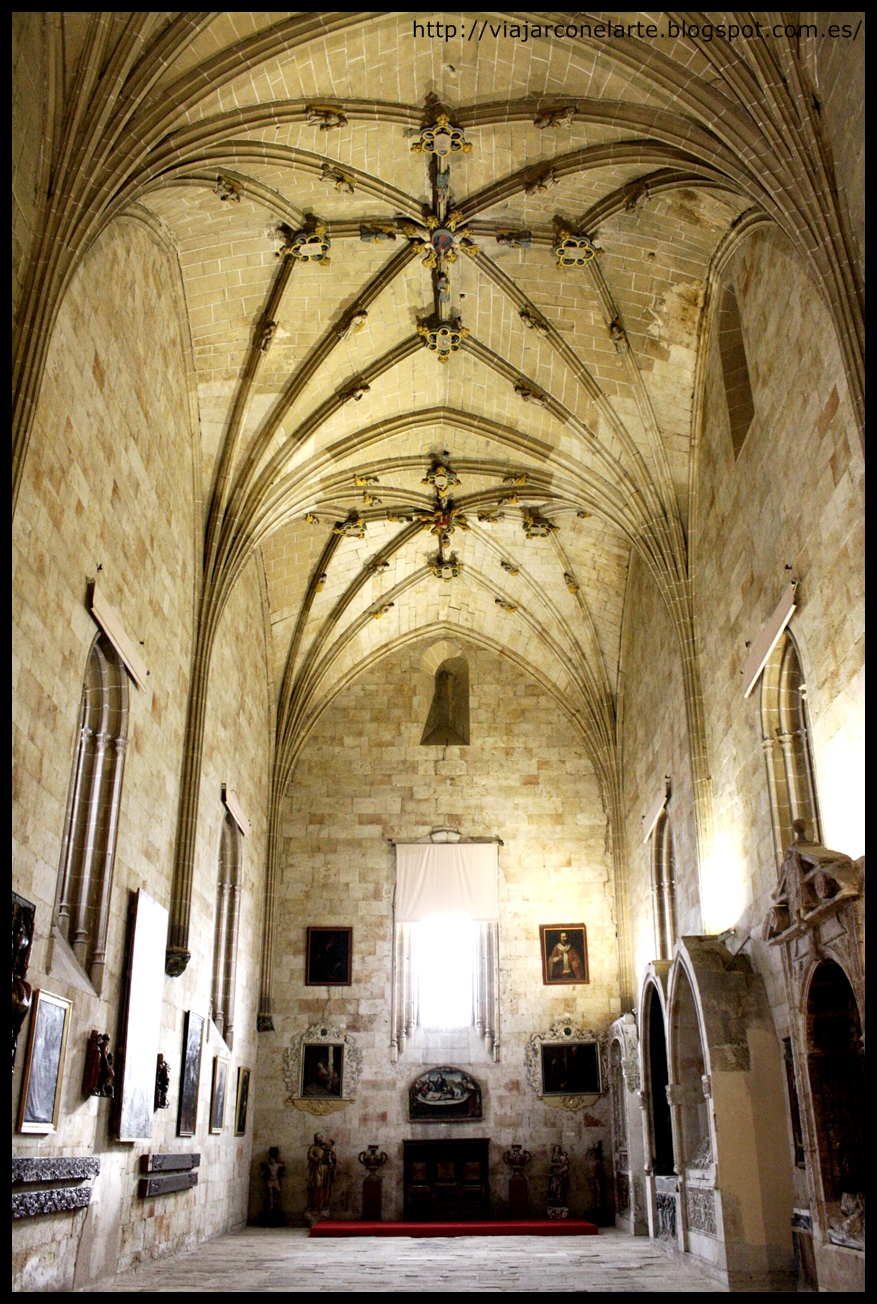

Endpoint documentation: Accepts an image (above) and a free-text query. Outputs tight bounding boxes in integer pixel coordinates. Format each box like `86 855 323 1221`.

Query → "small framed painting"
234 1067 251 1136
540 924 589 985
300 1042 344 1098
209 1055 229 1134
305 927 352 986
177 1011 204 1137
18 989 72 1134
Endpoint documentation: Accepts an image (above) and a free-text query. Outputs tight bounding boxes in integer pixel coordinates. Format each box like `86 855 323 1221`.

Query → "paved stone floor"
94 1226 724 1292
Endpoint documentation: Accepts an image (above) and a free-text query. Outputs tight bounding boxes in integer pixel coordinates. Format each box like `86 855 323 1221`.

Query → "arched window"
717 281 756 458
421 655 470 745
760 630 821 863
55 633 129 993
211 811 242 1050
650 811 677 961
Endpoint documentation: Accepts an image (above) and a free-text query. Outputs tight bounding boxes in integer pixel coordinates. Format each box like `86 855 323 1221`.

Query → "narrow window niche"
421 654 470 746
717 281 756 459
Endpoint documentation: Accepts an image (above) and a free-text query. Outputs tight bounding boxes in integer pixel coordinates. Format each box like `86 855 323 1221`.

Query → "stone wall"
252 643 620 1222
618 552 700 983
12 216 272 1292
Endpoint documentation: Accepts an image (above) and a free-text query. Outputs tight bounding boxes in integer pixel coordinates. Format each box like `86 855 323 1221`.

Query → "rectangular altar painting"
300 1043 344 1098
18 989 71 1134
540 1041 601 1096
234 1067 251 1136
209 1055 229 1133
177 1010 204 1137
305 927 352 986
540 924 588 985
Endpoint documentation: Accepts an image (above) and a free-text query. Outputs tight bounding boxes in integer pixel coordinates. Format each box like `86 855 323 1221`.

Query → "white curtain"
394 842 498 921
391 843 500 1061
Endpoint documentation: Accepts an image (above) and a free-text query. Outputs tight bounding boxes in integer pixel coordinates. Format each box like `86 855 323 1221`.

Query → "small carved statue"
828 1192 865 1250
609 318 629 355
518 307 549 335
258 319 277 353
83 1030 115 1097
534 105 577 129
320 162 355 194
547 1144 570 1210
586 1140 605 1215
305 105 348 130
340 380 370 404
261 1146 285 1220
213 175 241 203
502 1143 532 1178
12 895 35 1073
524 168 558 195
155 1053 171 1109
358 1144 388 1180
337 309 368 340
514 380 549 406
305 1132 336 1221
436 273 450 304
359 225 397 243
497 231 532 250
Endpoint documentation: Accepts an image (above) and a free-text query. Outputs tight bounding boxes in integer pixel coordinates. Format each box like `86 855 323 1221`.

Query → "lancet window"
55 633 129 993
760 630 821 863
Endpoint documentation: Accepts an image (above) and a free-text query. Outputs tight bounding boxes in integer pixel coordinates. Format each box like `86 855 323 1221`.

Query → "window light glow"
416 915 475 1029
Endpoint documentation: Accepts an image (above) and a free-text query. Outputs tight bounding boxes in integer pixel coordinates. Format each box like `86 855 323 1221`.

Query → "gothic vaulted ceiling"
15 13 860 811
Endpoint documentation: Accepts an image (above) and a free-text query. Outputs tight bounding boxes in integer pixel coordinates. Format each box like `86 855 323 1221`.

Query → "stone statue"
586 1140 605 1217
83 1031 115 1097
336 309 368 340
320 162 355 194
305 1133 336 1222
212 175 241 203
547 1144 570 1213
261 1147 285 1224
305 105 348 130
828 1192 864 1250
534 106 577 129
154 1053 171 1109
12 896 35 1073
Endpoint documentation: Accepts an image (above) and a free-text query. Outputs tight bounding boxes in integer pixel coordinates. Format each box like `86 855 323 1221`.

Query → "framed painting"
18 989 71 1134
540 924 589 985
234 1067 251 1136
305 927 352 986
540 1040 601 1096
300 1042 344 1098
209 1055 229 1134
177 1011 204 1137
408 1066 483 1121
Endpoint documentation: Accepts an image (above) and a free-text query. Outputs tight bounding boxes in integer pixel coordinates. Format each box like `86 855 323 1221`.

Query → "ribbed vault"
12 13 863 1007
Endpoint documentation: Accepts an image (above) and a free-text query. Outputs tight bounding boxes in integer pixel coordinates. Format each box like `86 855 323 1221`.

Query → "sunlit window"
415 915 475 1029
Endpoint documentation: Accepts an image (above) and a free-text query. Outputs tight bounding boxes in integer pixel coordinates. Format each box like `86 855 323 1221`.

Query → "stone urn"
358 1144 388 1180
502 1144 532 1178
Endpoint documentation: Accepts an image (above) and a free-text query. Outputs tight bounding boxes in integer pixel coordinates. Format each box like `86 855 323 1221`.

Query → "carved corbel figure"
534 105 577 129
519 307 549 334
320 162 355 194
609 317 630 354
213 175 242 203
359 225 397 243
498 231 533 250
514 380 550 407
339 379 370 404
337 310 368 340
495 598 518 613
564 573 579 594
500 559 519 574
524 167 559 195
305 105 348 130
257 319 277 353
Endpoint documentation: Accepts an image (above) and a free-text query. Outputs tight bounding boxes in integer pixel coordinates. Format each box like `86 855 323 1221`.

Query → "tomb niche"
421 654 469 746
637 964 677 1245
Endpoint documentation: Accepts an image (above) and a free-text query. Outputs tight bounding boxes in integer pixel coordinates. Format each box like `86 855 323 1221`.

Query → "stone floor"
93 1226 724 1292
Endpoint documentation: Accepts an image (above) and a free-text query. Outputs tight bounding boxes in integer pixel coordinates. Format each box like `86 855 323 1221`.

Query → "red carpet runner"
310 1219 598 1238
